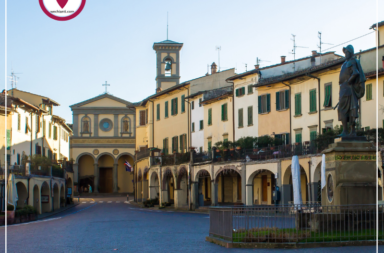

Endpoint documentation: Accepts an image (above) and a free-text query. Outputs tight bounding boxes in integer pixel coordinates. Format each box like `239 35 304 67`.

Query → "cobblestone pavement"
0 197 382 253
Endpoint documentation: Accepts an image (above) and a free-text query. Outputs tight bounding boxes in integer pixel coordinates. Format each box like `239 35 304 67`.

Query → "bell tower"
153 40 183 93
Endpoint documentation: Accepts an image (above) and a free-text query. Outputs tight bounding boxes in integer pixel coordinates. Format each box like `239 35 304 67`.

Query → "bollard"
127 194 129 202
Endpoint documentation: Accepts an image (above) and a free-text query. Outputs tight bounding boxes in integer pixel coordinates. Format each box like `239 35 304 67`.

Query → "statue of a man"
338 45 366 137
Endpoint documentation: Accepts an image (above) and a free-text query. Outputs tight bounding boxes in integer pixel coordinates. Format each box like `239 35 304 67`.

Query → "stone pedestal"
322 139 381 208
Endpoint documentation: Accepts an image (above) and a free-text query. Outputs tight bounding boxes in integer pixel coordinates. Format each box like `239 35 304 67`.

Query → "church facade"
70 93 136 194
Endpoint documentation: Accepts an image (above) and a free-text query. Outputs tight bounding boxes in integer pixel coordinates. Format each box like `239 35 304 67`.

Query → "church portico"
70 93 136 196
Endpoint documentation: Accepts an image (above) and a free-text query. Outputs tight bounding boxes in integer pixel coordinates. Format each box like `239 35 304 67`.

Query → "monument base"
322 141 381 208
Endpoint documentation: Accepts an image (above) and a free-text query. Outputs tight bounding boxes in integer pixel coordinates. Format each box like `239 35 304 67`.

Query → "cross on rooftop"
102 81 110 93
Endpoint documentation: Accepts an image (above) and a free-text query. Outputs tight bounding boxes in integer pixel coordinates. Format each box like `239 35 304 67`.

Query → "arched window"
81 116 91 134
121 116 131 136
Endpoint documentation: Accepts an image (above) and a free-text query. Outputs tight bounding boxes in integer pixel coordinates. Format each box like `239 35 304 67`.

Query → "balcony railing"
175 152 190 165
193 151 212 163
162 154 175 166
137 149 151 160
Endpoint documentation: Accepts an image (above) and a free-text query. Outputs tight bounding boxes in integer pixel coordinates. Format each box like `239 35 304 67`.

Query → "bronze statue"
337 45 366 137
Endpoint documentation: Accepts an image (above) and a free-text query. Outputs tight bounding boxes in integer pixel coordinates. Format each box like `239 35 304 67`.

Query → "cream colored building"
70 93 136 194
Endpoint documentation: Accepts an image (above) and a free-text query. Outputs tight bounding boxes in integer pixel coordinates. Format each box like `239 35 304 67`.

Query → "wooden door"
262 175 268 202
99 168 113 193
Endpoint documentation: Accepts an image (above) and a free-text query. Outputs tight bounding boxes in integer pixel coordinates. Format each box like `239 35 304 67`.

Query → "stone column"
190 181 197 210
211 180 218 206
310 182 319 203
113 163 118 193
73 164 79 185
241 164 246 204
94 163 99 193
246 184 253 205
281 184 292 206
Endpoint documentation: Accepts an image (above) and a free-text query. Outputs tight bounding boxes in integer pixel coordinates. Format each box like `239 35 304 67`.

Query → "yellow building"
70 93 136 194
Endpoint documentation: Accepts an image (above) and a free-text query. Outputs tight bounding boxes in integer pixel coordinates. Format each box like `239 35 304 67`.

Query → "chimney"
281 56 286 64
382 56 384 69
254 64 259 69
211 62 217 74
156 87 162 93
312 50 317 56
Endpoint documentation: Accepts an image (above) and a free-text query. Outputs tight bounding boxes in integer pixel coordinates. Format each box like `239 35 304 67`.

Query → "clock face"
327 174 334 203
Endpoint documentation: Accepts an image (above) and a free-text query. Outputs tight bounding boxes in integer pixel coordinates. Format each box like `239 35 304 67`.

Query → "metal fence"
175 152 190 165
209 204 383 244
194 151 212 163
137 149 151 160
0 165 26 179
162 154 174 166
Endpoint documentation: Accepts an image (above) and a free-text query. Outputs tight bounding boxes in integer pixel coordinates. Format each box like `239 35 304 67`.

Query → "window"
200 120 204 130
366 83 372 100
248 85 253 94
82 116 91 133
53 126 57 140
221 103 228 121
163 138 169 155
208 108 212 125
294 93 301 116
191 122 195 132
25 117 29 134
191 101 194 110
248 106 253 126
295 133 302 143
146 109 148 124
171 98 178 115
310 131 317 141
157 104 160 120
165 101 169 118
235 87 246 97
179 134 187 153
42 120 46 136
309 89 317 112
258 94 270 114
199 147 203 153
48 106 52 115
6 130 10 151
172 136 178 153
49 122 52 138
238 108 243 128
324 83 332 107
223 134 228 143
276 90 289 110
199 98 202 107
17 154 20 165
139 110 146 126
17 113 20 130
181 95 185 113
275 133 290 145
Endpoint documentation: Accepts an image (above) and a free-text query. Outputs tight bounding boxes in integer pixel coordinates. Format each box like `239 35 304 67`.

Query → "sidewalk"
37 203 79 220
129 201 209 214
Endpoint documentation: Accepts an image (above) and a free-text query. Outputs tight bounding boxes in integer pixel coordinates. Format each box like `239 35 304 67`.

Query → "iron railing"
30 166 50 176
162 154 174 166
209 204 383 244
137 149 151 160
175 152 190 165
150 156 162 166
194 151 212 163
0 165 26 179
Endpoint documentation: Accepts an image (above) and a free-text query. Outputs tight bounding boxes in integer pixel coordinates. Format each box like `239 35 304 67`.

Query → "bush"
7 205 14 211
23 205 37 214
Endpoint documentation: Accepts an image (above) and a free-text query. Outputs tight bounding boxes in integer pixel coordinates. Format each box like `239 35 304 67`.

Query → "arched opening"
164 58 172 77
98 154 114 193
149 172 159 200
175 167 188 208
137 169 143 202
248 170 276 205
78 154 95 194
60 185 65 207
216 169 242 205
162 168 174 204
53 183 59 210
16 182 28 208
313 162 322 202
196 170 211 207
41 181 51 213
33 185 40 214
117 154 134 193
282 165 308 205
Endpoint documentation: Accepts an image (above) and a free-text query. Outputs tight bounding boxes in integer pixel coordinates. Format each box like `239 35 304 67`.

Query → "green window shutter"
171 99 174 115
248 106 253 125
285 90 289 109
266 94 271 112
175 136 178 152
295 93 301 115
172 137 174 153
324 85 332 107
236 89 239 97
276 92 280 111
208 141 212 151
157 104 160 120
175 97 178 114
221 104 224 120
179 135 183 153
248 85 253 94
200 120 203 130
295 133 302 143
238 108 243 127
181 95 185 113
310 90 316 112
165 101 168 117
6 130 11 150
310 131 317 141
285 133 290 144
242 87 245 95
208 109 212 125
258 96 261 114
192 122 195 132
225 104 228 120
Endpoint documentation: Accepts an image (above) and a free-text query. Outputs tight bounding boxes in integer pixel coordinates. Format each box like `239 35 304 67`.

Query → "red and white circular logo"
39 0 86 21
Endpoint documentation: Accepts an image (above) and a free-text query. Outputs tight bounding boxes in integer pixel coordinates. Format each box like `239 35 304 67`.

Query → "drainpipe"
30 112 33 157
306 74 321 135
151 100 154 148
282 82 292 144
226 80 235 142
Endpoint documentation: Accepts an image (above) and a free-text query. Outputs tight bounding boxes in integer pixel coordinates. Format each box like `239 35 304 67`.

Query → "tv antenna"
216 46 221 72
317 32 333 63
8 70 22 96
166 12 169 40
290 34 308 71
256 57 270 66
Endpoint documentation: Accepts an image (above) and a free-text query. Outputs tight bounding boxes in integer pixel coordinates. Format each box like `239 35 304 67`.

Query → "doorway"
99 167 113 193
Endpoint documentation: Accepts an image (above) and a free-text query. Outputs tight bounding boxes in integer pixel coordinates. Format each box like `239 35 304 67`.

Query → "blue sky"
1 0 383 123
